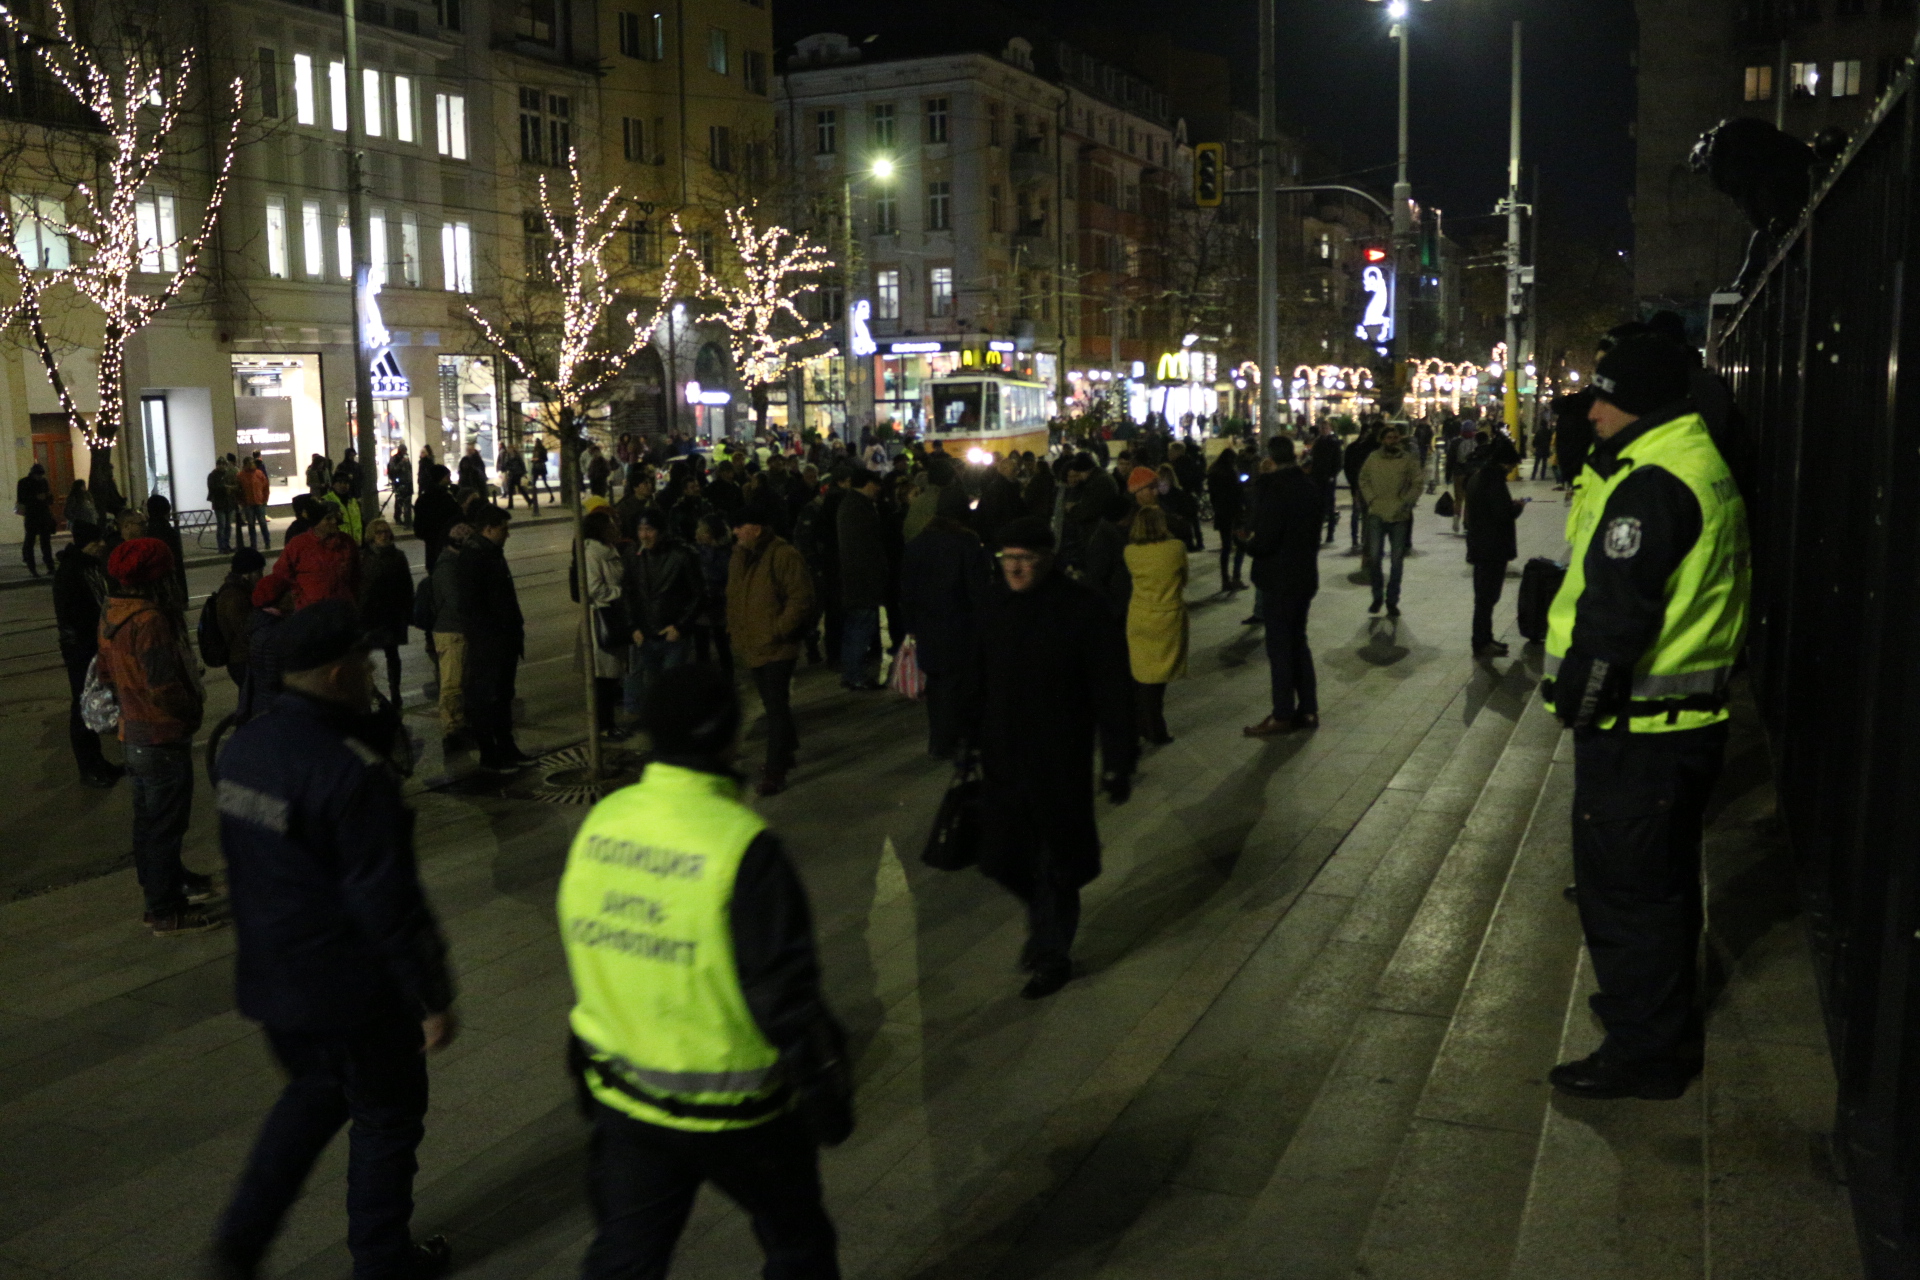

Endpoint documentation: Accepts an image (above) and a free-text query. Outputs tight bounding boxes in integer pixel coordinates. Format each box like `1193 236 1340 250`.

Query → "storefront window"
231 353 327 501
439 354 499 469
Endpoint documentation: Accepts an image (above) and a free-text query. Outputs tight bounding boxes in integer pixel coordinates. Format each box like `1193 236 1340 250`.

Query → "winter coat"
902 481 945 544
238 466 270 507
974 471 1025 548
1553 391 1597 483
693 542 730 627
429 545 465 633
1206 457 1246 533
457 536 524 658
1464 462 1522 566
966 571 1136 891
577 538 628 679
1309 434 1343 485
457 452 487 492
265 529 361 611
1244 467 1321 599
208 466 240 512
16 473 54 533
1343 436 1377 491
357 543 414 646
624 538 705 639
836 488 889 609
214 573 256 680
97 595 204 746
898 518 993 676
414 486 462 570
52 543 108 649
1122 538 1189 684
388 454 414 493
1357 445 1424 523
726 535 816 668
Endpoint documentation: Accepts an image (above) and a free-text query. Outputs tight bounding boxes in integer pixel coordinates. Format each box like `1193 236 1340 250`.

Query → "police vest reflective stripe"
1545 411 1750 735
558 763 786 1132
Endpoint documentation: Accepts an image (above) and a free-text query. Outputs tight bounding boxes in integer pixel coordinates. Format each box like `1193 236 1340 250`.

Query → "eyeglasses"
996 552 1043 566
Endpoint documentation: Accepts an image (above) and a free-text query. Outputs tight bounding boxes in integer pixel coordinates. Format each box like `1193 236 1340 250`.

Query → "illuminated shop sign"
849 299 877 357
355 271 412 399
1355 264 1394 351
889 341 946 354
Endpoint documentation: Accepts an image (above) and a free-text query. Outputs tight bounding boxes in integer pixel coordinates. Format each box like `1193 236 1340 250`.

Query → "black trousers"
464 645 520 760
1135 682 1168 741
1217 538 1245 586
1321 479 1339 541
22 526 53 571
1571 723 1728 1066
990 844 1082 972
217 1017 429 1279
692 624 734 678
60 641 111 778
752 659 798 775
923 666 964 757
1261 589 1318 719
1470 559 1508 649
580 1104 838 1280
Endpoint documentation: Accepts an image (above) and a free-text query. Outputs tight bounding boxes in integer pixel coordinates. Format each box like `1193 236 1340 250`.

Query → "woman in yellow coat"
1123 506 1188 745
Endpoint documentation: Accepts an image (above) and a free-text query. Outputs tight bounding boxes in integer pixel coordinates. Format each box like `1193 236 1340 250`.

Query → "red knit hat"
107 537 174 587
1127 466 1159 493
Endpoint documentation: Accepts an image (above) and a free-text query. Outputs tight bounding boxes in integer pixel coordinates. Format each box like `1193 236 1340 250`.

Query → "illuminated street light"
1387 0 1407 17
871 156 895 180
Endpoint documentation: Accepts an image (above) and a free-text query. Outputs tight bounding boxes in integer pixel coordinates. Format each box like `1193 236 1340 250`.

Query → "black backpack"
197 590 230 667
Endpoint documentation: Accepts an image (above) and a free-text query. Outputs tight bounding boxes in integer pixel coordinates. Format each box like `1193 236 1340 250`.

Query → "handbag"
922 744 983 872
80 655 119 734
593 599 630 655
889 635 927 701
1434 490 1455 518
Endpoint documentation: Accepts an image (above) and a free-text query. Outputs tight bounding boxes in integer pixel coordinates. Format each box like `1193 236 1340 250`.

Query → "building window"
626 220 658 266
441 221 473 292
1318 232 1331 261
1744 65 1774 101
328 59 347 131
435 92 467 159
653 115 666 163
394 75 415 143
517 0 555 44
710 124 733 171
292 53 315 124
618 11 644 57
987 100 1001 146
549 95 572 161
927 181 951 231
519 90 570 164
696 230 716 271
265 195 288 277
873 191 898 235
871 101 895 148
1832 59 1862 96
369 209 388 284
135 191 179 273
401 212 421 285
876 268 900 320
1790 61 1821 97
437 0 462 29
257 48 280 118
301 198 324 276
520 88 545 162
614 9 663 58
743 50 766 95
708 28 728 75
523 210 553 282
12 194 69 270
930 265 953 317
989 184 1002 233
334 206 351 279
926 97 948 143
623 116 646 162
816 108 837 155
363 69 383 138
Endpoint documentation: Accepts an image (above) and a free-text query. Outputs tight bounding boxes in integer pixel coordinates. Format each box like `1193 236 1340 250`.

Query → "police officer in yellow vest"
1543 333 1750 1102
558 663 851 1278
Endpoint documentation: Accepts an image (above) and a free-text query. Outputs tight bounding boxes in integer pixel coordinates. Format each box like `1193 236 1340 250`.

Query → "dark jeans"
377 644 401 707
389 490 413 527
241 505 272 548
997 845 1081 973
216 1017 429 1279
61 641 111 779
501 478 534 510
924 666 964 757
22 527 52 572
595 676 622 731
692 624 733 678
125 742 194 914
1217 539 1245 587
1572 723 1728 1066
1321 479 1338 541
464 645 520 761
1348 492 1368 548
625 634 691 716
839 607 880 686
1364 516 1411 607
216 508 235 551
752 659 798 775
1261 590 1318 720
1531 451 1551 480
1470 559 1508 649
1136 682 1169 741
820 597 844 666
580 1104 838 1280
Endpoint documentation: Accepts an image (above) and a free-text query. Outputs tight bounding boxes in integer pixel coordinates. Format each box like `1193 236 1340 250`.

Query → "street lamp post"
842 157 893 442
1372 0 1428 413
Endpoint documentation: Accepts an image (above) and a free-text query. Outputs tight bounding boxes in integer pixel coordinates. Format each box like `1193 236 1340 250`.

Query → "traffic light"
1194 142 1224 207
1362 243 1389 264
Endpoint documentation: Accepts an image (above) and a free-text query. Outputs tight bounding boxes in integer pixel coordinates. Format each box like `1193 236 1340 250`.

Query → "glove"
1102 771 1132 805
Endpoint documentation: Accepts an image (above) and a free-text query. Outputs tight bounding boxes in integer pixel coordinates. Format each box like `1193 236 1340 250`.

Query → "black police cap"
277 599 369 673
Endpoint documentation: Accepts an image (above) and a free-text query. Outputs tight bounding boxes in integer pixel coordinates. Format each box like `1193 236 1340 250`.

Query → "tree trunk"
88 444 124 517
561 404 605 795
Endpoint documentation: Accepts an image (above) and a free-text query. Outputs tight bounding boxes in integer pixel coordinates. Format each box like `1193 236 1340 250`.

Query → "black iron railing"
1715 32 1920 1280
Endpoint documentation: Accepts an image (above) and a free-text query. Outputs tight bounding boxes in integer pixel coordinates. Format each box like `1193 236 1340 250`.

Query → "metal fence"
1715 38 1920 1280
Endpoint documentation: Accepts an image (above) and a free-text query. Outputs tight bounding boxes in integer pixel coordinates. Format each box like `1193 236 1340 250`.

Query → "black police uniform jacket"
217 691 453 1030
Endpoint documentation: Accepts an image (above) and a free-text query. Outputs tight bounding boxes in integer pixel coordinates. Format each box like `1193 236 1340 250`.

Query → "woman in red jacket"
262 506 360 610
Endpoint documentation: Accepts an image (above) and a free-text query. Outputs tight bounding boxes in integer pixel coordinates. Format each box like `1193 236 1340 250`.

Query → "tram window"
983 382 999 431
933 382 982 431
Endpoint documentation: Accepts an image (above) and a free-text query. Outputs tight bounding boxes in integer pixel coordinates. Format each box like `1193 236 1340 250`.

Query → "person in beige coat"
1357 426 1425 617
1122 507 1188 745
576 509 631 740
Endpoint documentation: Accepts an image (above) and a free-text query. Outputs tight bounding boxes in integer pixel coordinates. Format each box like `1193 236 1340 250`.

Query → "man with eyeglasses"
965 518 1135 999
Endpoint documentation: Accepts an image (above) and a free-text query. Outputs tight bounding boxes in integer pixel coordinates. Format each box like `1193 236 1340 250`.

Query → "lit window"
927 181 951 231
1832 59 1862 97
1744 65 1774 101
435 93 467 159
11 194 69 270
265 195 288 278
301 199 324 276
401 212 421 285
335 206 351 279
369 209 388 285
1790 61 1820 97
363 69 383 138
708 27 728 75
134 192 179 273
815 109 836 155
440 220 473 293
394 76 415 143
876 268 900 320
329 60 348 131
925 97 948 144
292 53 316 125
930 266 953 317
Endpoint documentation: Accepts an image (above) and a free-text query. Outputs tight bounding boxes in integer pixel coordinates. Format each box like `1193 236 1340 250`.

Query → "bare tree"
0 0 241 510
695 201 832 428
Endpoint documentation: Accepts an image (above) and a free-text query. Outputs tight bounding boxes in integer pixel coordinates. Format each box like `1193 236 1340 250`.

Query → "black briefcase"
922 746 983 871
1517 557 1566 642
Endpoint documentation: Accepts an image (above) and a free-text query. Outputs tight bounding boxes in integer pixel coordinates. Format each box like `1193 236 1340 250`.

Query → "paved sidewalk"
0 478 1859 1279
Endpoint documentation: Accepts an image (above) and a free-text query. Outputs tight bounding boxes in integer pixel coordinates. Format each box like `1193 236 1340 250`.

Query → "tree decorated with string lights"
0 0 242 510
697 202 833 424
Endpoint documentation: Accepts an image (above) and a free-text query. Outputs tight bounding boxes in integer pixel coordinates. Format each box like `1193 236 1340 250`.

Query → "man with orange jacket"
237 457 273 550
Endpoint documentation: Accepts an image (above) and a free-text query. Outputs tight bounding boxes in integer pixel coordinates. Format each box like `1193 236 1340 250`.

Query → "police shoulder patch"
1603 516 1643 560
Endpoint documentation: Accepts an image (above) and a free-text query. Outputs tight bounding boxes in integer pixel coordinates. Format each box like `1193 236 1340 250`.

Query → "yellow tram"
924 375 1054 463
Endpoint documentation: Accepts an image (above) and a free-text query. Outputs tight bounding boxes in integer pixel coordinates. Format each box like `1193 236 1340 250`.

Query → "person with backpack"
203 548 266 688
53 520 120 788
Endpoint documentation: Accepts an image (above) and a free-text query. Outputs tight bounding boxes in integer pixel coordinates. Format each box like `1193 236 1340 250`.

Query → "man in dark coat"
413 466 461 572
973 454 1025 548
835 469 888 690
794 467 849 666
17 461 56 575
1465 437 1524 658
623 506 706 712
210 600 456 1280
1342 427 1378 552
1309 425 1344 544
899 484 993 758
1242 437 1323 736
52 520 119 786
966 517 1135 1000
1552 390 1596 493
1057 454 1117 574
456 506 529 770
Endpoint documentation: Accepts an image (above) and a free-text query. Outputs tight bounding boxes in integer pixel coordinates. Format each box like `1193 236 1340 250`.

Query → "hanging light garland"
697 201 833 391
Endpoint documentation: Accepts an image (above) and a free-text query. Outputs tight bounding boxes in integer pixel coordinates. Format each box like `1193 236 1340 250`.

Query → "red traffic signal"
1363 246 1389 263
